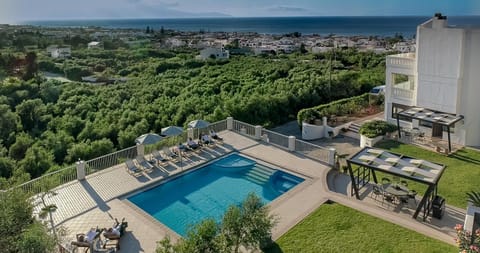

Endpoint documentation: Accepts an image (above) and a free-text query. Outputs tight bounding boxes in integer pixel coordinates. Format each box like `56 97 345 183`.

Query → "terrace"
14 118 465 252
18 118 334 252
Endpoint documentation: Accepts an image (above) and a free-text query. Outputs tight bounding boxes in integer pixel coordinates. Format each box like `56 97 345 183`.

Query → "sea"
25 16 480 37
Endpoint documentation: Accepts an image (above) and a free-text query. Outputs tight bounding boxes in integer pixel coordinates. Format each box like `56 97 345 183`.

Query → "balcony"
386 53 415 69
392 87 414 100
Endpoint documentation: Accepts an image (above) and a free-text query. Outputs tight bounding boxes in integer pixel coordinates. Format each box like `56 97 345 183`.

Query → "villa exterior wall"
459 29 480 146
415 22 464 114
385 15 480 146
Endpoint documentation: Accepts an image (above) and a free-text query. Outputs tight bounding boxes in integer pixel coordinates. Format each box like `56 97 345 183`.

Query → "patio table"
384 183 410 203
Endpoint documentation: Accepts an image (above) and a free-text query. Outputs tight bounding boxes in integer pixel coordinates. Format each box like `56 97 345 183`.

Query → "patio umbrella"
161 126 184 137
187 120 210 129
135 133 164 145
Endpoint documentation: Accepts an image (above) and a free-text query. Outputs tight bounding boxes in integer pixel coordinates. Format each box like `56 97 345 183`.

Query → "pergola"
396 107 463 152
347 147 446 221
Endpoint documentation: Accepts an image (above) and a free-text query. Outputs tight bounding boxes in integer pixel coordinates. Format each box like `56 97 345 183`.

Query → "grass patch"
375 140 480 208
264 203 456 253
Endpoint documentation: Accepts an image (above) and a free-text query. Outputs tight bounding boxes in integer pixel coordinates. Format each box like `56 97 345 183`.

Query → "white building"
46 45 71 58
384 14 480 147
198 47 230 60
393 42 415 53
87 41 103 50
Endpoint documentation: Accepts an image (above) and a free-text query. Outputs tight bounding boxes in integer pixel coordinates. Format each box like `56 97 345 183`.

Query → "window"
392 73 415 90
392 103 412 122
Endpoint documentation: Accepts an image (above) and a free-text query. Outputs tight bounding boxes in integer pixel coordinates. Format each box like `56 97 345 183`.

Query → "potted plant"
359 120 397 147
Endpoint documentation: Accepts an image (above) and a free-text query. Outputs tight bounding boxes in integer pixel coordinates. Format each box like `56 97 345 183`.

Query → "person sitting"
103 225 121 239
72 228 101 248
174 142 189 155
201 134 213 145
187 138 199 150
103 218 127 239
209 130 223 141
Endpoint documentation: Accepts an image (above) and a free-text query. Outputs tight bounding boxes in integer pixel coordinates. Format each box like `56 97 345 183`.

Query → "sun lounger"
71 228 101 252
151 150 168 165
102 218 128 251
125 159 142 176
136 155 154 172
162 147 178 161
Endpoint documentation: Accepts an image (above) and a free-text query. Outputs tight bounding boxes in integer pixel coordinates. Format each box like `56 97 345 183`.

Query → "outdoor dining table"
383 183 410 203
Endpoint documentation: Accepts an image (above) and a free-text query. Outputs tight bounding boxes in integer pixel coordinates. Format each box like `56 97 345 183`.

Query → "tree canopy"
0 38 386 184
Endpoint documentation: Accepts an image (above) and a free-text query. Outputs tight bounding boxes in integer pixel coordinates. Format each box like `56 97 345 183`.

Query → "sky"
1 0 479 23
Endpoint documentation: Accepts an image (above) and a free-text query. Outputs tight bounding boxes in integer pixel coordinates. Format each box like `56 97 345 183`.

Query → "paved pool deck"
46 130 462 252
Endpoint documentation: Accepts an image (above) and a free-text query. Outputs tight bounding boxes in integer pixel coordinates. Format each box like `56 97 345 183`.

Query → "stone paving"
47 129 463 253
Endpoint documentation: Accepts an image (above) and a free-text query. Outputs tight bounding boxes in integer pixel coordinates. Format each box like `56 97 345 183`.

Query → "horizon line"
18 14 480 23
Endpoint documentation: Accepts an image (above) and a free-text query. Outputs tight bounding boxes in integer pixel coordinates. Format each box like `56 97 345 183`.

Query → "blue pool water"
127 153 304 236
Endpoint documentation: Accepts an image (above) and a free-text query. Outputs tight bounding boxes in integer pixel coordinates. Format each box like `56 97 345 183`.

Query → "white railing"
13 165 77 195
9 117 334 194
386 53 415 68
392 87 414 100
295 139 331 164
261 129 289 150
208 119 228 133
232 120 256 137
85 146 138 175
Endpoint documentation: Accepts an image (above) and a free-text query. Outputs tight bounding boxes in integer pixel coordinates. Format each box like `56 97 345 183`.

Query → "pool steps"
243 165 275 185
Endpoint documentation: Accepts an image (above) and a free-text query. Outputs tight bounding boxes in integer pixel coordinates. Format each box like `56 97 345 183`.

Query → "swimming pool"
127 153 304 236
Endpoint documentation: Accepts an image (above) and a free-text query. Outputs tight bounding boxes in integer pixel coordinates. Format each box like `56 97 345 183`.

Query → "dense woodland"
0 30 387 187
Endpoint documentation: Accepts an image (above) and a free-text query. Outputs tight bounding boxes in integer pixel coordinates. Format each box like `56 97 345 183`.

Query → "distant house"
88 41 103 50
393 42 415 53
198 47 229 60
46 45 71 58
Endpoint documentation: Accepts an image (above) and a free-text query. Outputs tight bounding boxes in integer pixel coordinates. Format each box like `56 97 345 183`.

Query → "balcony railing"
392 87 414 100
10 117 334 195
13 165 77 195
295 139 331 164
85 146 138 176
387 53 415 68
261 129 289 150
232 120 256 137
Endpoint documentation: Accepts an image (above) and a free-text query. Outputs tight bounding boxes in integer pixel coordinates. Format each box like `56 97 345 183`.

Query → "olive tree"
156 193 276 253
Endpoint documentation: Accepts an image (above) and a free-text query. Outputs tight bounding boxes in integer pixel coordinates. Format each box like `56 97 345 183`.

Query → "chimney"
432 13 447 29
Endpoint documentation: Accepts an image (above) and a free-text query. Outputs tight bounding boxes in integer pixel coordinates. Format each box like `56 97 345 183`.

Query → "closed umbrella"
187 120 210 129
161 126 184 137
135 133 164 145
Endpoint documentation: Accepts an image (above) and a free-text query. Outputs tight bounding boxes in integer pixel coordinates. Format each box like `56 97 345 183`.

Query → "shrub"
467 191 480 207
359 120 397 138
297 93 370 125
455 224 480 253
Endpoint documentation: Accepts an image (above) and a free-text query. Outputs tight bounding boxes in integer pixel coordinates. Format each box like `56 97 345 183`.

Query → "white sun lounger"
125 159 142 176
136 155 154 172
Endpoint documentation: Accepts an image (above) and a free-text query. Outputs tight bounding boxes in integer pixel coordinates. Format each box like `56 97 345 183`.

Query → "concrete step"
244 166 275 184
348 123 362 133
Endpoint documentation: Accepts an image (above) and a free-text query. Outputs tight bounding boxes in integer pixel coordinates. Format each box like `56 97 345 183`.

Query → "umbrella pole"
180 152 183 171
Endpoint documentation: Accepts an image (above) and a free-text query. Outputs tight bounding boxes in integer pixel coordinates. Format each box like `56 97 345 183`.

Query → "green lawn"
375 140 480 208
265 202 456 253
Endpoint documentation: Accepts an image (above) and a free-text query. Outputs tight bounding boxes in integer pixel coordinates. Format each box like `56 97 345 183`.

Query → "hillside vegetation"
0 45 386 186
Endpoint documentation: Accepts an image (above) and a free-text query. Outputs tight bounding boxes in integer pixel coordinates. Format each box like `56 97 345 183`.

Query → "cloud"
267 5 308 13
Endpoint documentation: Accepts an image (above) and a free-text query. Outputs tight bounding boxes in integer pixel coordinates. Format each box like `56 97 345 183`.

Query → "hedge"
297 93 371 125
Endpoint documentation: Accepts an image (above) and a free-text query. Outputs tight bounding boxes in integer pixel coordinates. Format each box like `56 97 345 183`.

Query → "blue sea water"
127 153 304 236
25 16 480 37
